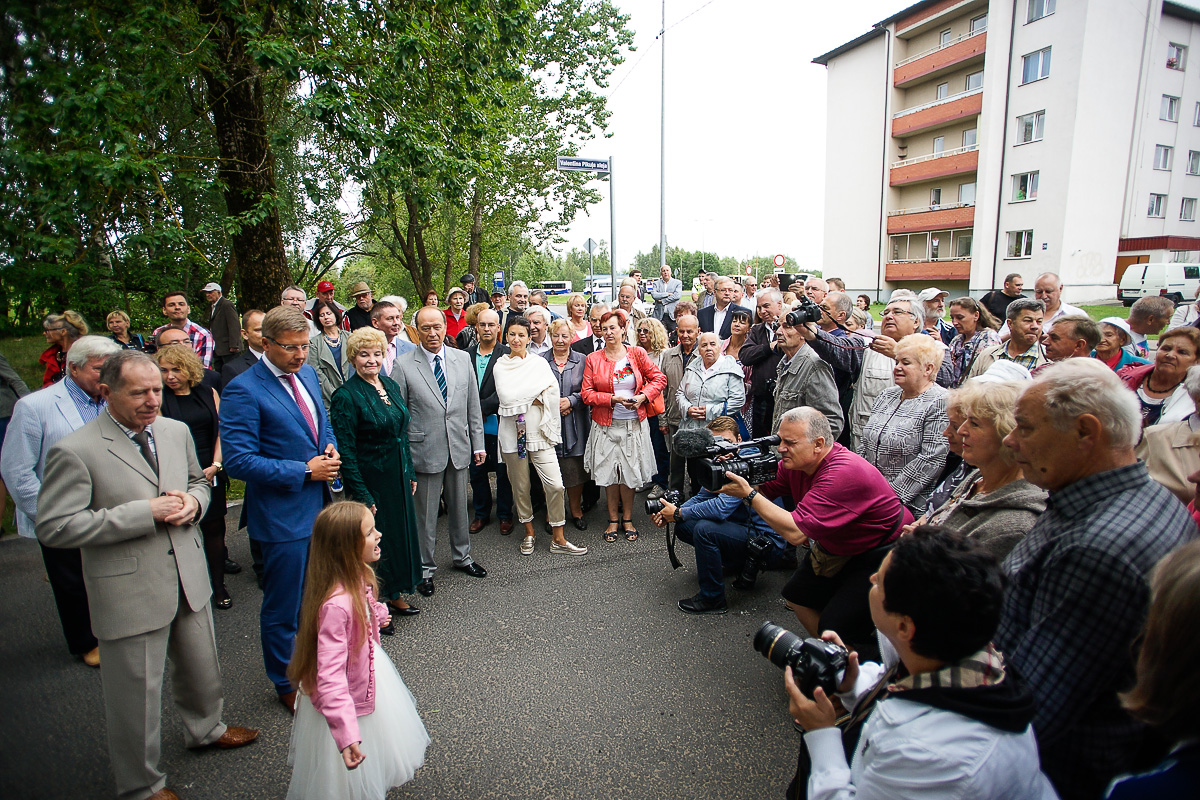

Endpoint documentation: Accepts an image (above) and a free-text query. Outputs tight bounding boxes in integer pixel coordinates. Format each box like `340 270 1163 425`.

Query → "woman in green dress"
330 327 422 628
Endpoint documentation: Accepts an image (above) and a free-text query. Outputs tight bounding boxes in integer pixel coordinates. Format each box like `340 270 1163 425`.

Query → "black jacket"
740 322 782 399
696 303 734 339
571 335 604 356
220 349 259 389
468 342 509 419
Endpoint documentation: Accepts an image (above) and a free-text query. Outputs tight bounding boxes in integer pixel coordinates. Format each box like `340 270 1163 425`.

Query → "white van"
1119 263 1200 306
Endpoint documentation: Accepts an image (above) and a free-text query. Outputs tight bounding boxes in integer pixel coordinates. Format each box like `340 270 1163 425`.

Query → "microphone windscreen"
674 426 716 458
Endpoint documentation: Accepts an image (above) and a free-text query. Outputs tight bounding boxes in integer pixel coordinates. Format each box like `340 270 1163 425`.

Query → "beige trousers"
502 448 566 526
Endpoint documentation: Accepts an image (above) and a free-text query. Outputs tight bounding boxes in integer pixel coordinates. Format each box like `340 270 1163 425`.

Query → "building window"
963 128 977 148
1007 230 1034 259
933 136 945 154
966 71 984 91
936 82 949 99
1195 102 1200 126
1162 95 1181 122
1012 171 1039 201
1155 145 1174 171
1169 43 1187 70
1182 198 1197 221
1028 0 1055 23
1149 194 1167 218
1188 151 1200 175
1017 110 1045 143
1021 48 1051 84
959 182 976 204
940 29 952 47
930 188 942 207
971 14 988 33
956 233 973 258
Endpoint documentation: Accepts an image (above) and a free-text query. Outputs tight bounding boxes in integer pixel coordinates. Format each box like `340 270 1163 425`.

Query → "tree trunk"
468 187 485 286
196 0 290 313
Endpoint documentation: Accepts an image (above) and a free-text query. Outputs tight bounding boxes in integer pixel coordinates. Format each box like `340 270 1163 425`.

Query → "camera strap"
666 522 682 570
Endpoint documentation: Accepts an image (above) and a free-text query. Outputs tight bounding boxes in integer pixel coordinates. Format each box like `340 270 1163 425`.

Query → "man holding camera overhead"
719 406 909 661
649 416 788 615
781 526 1057 800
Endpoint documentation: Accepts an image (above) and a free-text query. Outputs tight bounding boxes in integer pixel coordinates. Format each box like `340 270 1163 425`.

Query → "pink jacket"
581 345 668 426
311 584 389 751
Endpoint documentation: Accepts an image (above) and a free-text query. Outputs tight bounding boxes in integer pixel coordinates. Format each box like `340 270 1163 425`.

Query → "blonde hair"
45 310 89 340
894 333 945 373
638 318 669 354
565 293 588 315
106 310 131 326
155 342 205 387
949 379 1022 466
465 302 490 326
548 317 573 337
345 326 387 361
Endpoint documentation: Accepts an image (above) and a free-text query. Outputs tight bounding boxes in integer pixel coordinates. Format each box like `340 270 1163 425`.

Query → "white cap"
917 287 949 302
202 282 222 293
1099 316 1134 345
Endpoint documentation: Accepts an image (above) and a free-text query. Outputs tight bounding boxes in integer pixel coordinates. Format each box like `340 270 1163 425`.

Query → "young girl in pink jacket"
286 502 429 799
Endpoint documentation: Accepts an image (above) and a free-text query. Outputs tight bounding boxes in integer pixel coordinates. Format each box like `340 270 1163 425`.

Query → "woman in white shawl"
494 316 589 557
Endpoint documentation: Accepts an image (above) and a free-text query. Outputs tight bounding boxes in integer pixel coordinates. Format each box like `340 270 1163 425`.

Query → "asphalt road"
0 496 803 800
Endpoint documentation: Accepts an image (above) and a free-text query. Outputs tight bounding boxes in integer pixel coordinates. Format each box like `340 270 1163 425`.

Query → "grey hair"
714 276 735 289
889 289 918 300
1185 365 1200 403
779 406 833 445
1031 359 1141 449
1130 296 1175 322
281 284 305 299
1006 297 1046 320
826 291 853 319
66 335 122 370
261 306 310 340
379 294 407 313
760 289 783 305
589 302 610 315
885 296 924 322
99 349 157 392
524 305 550 323
508 280 529 297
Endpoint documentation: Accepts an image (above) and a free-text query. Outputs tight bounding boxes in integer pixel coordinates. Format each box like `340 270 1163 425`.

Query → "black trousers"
39 543 97 655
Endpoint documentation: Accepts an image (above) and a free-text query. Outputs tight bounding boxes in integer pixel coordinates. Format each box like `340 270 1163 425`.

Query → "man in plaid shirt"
153 291 215 368
997 359 1197 800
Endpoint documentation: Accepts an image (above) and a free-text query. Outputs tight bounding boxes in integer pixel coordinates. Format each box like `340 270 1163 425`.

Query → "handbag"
808 541 853 578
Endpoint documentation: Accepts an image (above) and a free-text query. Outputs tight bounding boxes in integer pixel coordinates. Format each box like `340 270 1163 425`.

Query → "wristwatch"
673 507 683 523
745 489 759 505
211 461 223 473
304 467 313 481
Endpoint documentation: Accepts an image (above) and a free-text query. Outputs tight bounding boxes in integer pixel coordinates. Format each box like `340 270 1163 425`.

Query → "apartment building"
815 0 1200 303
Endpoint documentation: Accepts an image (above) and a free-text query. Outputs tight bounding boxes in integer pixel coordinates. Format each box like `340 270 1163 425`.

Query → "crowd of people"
3 267 1200 800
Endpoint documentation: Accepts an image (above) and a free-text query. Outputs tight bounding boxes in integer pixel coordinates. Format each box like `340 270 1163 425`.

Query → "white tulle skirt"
287 645 430 800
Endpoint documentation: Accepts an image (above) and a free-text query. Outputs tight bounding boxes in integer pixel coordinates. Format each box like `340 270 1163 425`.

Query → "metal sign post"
557 155 615 297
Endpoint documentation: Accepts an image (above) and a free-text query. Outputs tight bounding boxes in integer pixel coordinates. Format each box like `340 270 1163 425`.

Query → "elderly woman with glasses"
859 333 950 516
40 310 89 387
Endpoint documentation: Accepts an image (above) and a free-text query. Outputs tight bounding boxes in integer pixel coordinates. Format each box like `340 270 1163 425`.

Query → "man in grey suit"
392 306 488 596
649 264 683 325
36 350 257 800
1 335 120 667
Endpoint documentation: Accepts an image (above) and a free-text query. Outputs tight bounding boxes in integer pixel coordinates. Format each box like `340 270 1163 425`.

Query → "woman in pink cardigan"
286 502 429 799
581 309 668 542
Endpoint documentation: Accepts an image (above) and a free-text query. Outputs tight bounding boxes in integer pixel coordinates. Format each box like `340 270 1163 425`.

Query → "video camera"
699 434 781 492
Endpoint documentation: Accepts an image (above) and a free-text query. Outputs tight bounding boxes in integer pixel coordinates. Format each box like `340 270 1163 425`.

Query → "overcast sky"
557 0 902 271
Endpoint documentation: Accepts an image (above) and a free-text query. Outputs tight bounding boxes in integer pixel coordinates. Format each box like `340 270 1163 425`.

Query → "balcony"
886 203 975 233
890 145 978 186
894 29 986 88
892 88 983 138
886 260 972 281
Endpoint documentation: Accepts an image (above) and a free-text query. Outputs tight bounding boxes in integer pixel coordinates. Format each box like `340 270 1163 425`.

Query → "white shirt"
529 338 552 356
713 303 730 336
263 358 318 429
422 344 447 373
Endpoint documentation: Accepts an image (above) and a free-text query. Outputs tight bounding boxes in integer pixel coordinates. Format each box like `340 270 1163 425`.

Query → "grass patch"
0 336 50 391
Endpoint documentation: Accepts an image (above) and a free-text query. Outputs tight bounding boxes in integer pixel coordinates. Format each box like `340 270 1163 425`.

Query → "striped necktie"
433 353 448 402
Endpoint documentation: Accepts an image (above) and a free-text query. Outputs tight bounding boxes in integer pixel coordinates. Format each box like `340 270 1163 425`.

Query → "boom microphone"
674 426 716 458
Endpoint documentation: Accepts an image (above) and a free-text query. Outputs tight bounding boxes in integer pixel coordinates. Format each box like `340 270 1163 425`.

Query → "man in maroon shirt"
720 406 910 658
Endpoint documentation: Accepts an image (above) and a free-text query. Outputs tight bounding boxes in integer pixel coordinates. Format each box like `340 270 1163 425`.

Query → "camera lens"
645 498 663 515
753 621 804 670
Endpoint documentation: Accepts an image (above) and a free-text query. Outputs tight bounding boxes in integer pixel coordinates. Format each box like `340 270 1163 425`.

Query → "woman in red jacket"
39 310 88 387
581 309 668 542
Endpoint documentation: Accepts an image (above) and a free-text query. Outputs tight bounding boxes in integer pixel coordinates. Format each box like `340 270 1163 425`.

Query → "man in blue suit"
220 306 339 713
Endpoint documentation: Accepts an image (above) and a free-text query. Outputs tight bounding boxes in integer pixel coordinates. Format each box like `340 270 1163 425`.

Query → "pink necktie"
286 373 318 443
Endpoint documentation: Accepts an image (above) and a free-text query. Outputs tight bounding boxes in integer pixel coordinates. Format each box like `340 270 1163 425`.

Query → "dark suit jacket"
220 349 259 389
468 342 509 419
697 304 734 339
740 322 782 399
571 336 604 356
209 296 243 357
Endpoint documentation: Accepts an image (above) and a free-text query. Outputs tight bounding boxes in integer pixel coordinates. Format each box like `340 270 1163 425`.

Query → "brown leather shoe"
469 518 487 533
209 725 259 749
147 789 181 800
499 520 514 535
279 690 297 715
81 646 100 668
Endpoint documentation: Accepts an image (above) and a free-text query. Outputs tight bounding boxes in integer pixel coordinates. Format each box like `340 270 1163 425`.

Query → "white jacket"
805 642 1059 800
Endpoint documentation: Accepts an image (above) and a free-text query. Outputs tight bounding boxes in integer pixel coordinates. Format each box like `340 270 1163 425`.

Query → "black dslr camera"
753 621 848 698
698 435 781 492
731 533 777 590
645 489 684 516
783 295 824 327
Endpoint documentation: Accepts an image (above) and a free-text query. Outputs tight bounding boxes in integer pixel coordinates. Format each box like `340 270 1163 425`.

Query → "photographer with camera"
649 417 789 615
780 526 1056 800
720 407 910 660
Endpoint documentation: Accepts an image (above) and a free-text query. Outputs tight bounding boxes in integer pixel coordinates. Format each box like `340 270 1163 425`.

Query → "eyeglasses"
43 326 65 332
265 338 310 354
880 309 919 319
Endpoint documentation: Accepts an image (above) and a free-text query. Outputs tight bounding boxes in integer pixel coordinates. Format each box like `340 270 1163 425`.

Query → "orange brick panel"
886 261 972 281
890 149 979 186
894 33 986 86
887 207 975 234
892 92 983 137
897 0 964 32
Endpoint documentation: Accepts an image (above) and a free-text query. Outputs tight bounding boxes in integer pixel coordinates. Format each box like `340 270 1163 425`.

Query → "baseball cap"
202 282 222 293
461 273 477 284
317 280 335 293
917 287 949 302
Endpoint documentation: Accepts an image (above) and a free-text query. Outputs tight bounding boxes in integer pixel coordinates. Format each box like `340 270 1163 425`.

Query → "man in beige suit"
37 350 256 800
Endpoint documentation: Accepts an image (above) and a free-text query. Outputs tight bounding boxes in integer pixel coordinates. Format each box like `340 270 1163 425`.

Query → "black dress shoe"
453 562 488 578
214 588 232 610
678 593 728 615
380 621 395 636
223 558 242 575
416 579 435 597
571 516 588 531
388 602 421 616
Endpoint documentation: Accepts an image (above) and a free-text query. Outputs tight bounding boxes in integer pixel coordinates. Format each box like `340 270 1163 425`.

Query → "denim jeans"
647 413 670 488
675 517 756 601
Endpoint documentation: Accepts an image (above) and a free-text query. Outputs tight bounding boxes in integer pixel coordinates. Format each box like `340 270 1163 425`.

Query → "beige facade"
816 0 1200 304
